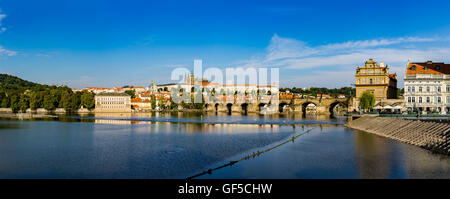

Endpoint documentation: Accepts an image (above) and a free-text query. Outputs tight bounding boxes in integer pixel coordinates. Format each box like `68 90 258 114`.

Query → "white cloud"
36 53 51 58
0 46 17 56
320 37 436 51
284 48 450 69
0 11 15 56
264 35 441 65
0 12 6 33
281 70 354 88
266 34 318 61
235 34 449 88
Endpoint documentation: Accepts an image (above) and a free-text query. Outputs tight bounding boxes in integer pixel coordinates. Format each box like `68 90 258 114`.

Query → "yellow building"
355 59 397 100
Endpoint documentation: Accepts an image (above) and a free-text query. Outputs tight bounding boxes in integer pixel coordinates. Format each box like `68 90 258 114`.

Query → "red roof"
85 87 111 90
406 62 450 76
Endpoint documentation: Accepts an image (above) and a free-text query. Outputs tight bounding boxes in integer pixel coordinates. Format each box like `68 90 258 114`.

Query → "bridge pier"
248 104 258 113
293 104 303 113
316 105 331 115
205 104 215 112
217 104 228 112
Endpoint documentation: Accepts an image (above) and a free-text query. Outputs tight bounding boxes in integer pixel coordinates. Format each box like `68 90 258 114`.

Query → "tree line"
0 74 95 113
279 87 355 97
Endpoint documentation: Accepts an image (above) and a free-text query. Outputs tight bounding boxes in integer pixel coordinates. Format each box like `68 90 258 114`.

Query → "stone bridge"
204 97 353 115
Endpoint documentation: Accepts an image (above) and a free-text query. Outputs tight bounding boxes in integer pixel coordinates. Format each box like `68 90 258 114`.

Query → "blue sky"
0 0 450 88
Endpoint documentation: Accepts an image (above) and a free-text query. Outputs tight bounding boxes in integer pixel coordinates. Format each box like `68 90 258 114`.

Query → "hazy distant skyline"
0 0 450 89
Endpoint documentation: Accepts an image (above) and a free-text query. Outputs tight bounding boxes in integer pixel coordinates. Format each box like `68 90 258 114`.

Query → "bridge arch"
302 102 317 114
328 101 343 116
279 102 290 113
258 103 266 112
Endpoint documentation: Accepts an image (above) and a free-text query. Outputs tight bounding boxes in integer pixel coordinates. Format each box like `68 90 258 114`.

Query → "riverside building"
94 92 132 112
355 59 398 100
404 61 450 114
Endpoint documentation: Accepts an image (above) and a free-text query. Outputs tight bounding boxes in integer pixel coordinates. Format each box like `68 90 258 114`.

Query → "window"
370 79 373 84
412 97 415 103
410 65 416 71
427 86 430 92
412 86 415 92
447 85 450 92
407 86 411 92
437 97 441 103
419 97 422 103
408 97 411 103
419 87 422 92
426 97 430 103
437 86 441 93
435 65 440 71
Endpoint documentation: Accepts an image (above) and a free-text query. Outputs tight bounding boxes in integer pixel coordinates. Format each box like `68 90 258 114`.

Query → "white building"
94 93 132 112
404 61 450 114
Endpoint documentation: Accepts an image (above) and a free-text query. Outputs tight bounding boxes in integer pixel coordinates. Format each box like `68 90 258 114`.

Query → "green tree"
169 97 178 110
43 92 56 110
81 91 95 109
10 94 20 113
61 91 79 112
150 94 156 109
29 91 44 110
19 94 30 112
0 92 4 106
124 90 135 98
397 88 404 99
1 97 10 108
70 93 81 111
158 95 165 109
359 91 375 112
51 88 65 108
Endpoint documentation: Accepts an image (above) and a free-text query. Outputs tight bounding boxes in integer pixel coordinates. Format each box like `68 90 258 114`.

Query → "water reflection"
198 127 450 179
353 130 395 178
0 113 448 179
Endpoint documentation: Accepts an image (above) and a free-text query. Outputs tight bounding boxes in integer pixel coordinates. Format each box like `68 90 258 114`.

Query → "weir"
345 116 450 155
187 127 316 179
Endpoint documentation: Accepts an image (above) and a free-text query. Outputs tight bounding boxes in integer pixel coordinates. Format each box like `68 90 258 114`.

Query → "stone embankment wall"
346 116 449 155
0 108 93 114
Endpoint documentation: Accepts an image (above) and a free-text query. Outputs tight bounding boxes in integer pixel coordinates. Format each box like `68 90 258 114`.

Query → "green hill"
0 73 95 113
0 73 44 93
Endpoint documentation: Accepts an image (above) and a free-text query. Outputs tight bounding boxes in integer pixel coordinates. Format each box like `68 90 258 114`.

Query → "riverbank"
345 116 449 155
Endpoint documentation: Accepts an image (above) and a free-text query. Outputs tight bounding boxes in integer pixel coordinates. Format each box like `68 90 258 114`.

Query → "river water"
0 112 448 178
